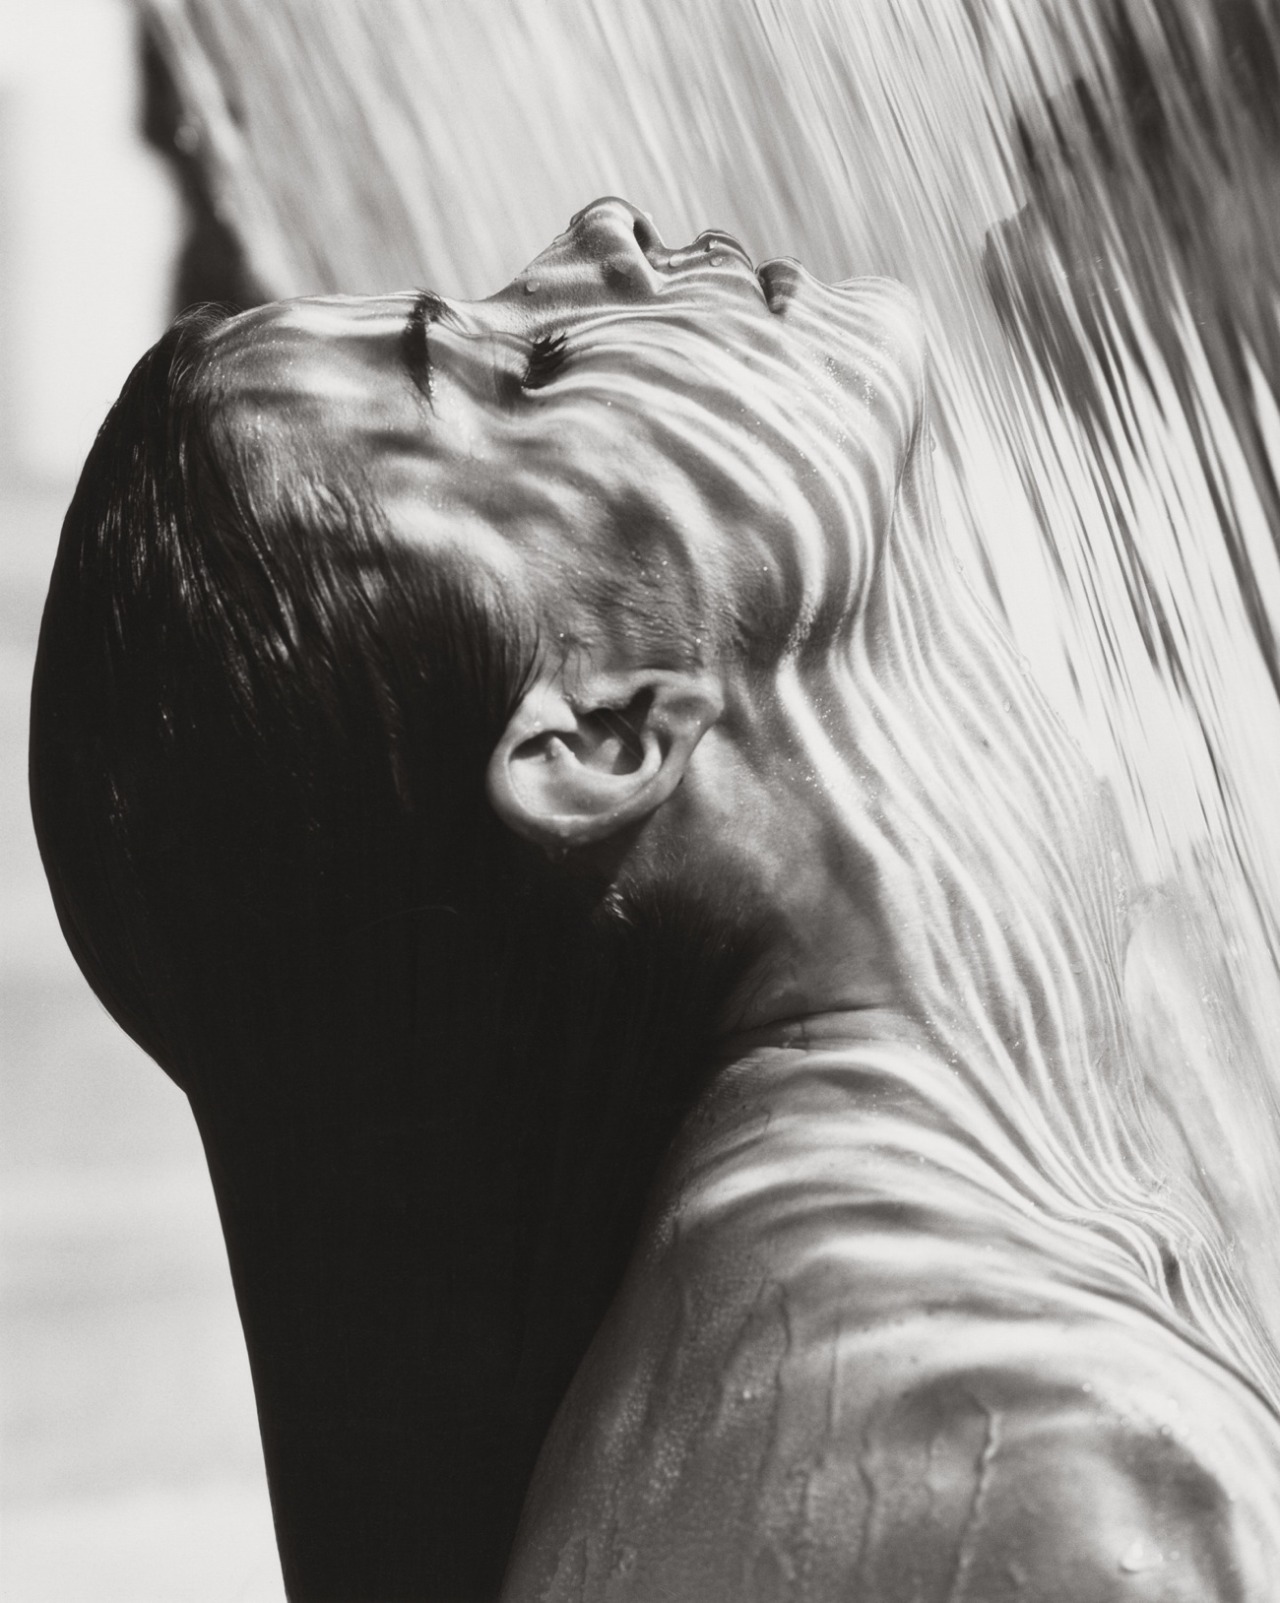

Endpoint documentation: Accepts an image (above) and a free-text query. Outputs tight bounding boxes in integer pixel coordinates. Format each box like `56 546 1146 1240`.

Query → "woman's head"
33 200 1192 1588
31 214 805 1584
31 196 928 1085
39 210 919 1582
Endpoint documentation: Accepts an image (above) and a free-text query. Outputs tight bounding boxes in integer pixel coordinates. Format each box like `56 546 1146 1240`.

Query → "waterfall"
141 0 1280 1348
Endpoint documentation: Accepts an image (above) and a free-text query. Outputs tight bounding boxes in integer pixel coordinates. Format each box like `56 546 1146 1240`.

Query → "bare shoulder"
842 1321 1280 1601
501 1302 1280 1601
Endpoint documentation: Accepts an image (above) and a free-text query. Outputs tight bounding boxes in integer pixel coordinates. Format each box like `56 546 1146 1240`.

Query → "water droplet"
1120 1538 1163 1573
523 279 538 294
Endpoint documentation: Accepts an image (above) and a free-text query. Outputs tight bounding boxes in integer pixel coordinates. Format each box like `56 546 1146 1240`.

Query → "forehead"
202 298 469 541
204 296 533 590
210 297 415 430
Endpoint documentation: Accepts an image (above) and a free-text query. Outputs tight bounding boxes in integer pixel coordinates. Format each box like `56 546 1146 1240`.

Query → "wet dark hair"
29 307 760 1600
31 305 530 1088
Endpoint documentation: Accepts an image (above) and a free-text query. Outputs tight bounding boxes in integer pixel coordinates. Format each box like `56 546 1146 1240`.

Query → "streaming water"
146 0 1280 1361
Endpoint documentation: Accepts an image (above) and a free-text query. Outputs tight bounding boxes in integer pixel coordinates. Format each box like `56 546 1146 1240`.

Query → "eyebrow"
401 289 448 404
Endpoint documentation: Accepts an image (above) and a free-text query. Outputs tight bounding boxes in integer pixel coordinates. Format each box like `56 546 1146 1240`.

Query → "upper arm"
852 1373 1257 1602
501 1295 1280 1603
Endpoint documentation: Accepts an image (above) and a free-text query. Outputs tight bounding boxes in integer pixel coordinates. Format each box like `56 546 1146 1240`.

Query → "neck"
723 436 1131 1131
690 440 1280 1396
650 1006 1280 1407
667 1010 1161 1299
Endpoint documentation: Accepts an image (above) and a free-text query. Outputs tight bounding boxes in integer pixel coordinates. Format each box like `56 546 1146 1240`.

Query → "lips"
689 229 755 271
675 229 791 315
756 259 793 314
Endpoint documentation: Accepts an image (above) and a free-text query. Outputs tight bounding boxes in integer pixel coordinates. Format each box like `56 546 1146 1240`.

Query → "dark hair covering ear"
29 308 763 1599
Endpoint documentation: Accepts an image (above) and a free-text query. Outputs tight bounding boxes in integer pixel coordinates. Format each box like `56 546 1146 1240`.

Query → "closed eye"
522 333 569 390
402 289 447 403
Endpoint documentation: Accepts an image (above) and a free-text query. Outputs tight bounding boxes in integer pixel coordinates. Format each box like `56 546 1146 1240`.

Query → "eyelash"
522 333 569 390
403 289 443 403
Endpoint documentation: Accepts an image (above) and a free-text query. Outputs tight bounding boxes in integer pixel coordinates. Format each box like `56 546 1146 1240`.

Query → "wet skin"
211 199 928 1029
206 202 1280 1598
212 197 925 692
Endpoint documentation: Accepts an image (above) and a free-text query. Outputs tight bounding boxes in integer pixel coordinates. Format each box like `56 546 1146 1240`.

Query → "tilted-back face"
39 198 1280 1599
207 197 926 679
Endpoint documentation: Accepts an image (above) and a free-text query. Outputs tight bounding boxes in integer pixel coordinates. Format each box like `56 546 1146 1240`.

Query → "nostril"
632 212 659 252
563 198 662 294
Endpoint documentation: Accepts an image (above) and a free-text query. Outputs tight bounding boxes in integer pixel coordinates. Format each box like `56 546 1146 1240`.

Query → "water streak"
144 0 1280 1354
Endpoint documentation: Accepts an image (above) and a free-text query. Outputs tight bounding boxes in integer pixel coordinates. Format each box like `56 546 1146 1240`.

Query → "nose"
559 196 664 294
568 196 662 250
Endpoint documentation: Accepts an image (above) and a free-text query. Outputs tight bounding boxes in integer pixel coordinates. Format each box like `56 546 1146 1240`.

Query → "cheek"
607 398 888 664
553 458 843 671
460 326 916 667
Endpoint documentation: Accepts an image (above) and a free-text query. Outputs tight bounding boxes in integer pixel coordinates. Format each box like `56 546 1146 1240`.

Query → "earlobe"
486 670 723 854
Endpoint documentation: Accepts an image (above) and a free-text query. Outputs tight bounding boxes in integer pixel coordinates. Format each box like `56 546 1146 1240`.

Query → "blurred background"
0 1 282 1597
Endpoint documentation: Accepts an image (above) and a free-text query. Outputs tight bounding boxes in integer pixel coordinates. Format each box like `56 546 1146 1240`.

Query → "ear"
486 669 723 854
